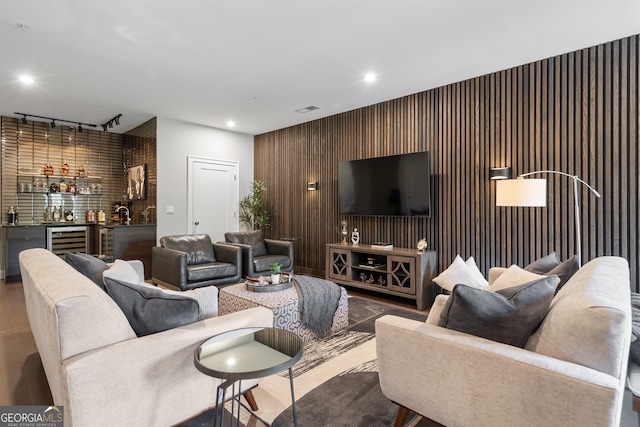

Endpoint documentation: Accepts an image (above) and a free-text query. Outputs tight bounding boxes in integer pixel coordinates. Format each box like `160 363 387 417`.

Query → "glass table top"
194 327 304 381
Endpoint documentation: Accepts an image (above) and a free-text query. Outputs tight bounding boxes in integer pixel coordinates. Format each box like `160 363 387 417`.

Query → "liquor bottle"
61 160 70 177
78 165 86 178
58 180 68 192
53 206 60 222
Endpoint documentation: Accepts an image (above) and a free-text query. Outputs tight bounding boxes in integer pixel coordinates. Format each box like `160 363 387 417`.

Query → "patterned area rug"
178 296 429 427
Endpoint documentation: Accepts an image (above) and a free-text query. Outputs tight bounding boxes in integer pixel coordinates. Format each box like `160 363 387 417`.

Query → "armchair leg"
394 405 411 427
243 389 259 411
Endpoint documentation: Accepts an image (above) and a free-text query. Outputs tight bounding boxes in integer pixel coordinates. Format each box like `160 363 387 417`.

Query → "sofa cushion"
254 255 291 273
160 234 216 264
225 230 267 257
439 276 557 347
186 262 237 281
103 261 201 336
525 257 631 376
525 252 561 274
433 255 488 292
525 252 579 292
486 264 556 292
65 252 109 291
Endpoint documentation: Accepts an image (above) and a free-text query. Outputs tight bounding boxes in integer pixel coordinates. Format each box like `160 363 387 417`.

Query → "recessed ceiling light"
364 73 376 83
19 75 34 84
295 105 320 114
227 121 236 127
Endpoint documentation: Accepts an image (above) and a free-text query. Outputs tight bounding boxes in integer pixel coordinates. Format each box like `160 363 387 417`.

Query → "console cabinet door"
387 256 416 295
328 248 350 281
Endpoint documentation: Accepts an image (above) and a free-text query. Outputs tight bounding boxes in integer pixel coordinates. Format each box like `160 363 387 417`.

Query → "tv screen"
338 151 431 217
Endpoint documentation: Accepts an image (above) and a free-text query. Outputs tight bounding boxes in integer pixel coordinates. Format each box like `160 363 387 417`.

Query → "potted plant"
269 262 282 284
239 180 271 230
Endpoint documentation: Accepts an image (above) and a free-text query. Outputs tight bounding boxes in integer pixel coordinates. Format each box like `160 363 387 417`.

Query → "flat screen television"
338 151 431 217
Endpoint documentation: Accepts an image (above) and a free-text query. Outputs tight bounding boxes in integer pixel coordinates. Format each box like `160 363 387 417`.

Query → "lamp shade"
496 179 547 207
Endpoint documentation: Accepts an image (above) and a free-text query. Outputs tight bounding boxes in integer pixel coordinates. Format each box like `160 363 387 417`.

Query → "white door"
187 156 239 242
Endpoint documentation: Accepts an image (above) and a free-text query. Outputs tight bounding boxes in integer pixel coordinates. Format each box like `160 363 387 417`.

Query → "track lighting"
14 112 98 131
100 114 122 132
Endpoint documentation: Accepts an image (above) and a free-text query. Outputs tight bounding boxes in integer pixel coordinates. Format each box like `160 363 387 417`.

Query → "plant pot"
271 274 281 284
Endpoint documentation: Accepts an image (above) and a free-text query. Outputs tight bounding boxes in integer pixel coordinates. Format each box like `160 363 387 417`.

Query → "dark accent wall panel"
255 35 640 291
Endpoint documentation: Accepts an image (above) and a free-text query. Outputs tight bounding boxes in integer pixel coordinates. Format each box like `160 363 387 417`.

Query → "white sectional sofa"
19 248 273 427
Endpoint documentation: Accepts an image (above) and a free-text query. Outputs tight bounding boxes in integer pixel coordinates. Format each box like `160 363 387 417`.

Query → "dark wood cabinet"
326 243 437 310
5 226 46 281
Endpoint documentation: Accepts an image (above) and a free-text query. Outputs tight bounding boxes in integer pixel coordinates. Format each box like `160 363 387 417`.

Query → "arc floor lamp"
494 170 601 267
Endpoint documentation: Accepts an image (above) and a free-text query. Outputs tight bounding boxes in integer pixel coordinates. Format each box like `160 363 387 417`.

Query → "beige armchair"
376 257 631 427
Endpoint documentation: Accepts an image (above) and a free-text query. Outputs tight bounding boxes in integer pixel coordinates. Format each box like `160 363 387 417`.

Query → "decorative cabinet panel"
326 243 437 310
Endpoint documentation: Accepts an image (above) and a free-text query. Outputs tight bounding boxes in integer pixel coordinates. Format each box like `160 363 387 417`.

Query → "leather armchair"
224 230 293 278
152 234 241 290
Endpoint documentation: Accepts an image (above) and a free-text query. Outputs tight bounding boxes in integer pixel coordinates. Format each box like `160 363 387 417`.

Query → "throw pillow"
433 255 488 292
104 276 201 337
486 264 558 293
465 256 488 287
65 252 109 291
547 255 580 292
225 230 268 257
438 276 558 347
103 259 141 285
525 252 561 274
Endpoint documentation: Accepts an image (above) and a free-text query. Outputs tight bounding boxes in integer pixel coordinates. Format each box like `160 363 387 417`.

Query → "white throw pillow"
433 255 488 292
486 264 559 293
465 256 488 288
103 259 140 285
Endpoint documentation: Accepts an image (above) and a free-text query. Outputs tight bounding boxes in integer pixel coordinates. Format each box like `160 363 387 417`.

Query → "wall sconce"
490 167 511 180
307 182 318 191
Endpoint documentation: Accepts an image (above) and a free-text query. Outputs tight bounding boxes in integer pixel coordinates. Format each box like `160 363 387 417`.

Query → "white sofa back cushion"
525 256 631 377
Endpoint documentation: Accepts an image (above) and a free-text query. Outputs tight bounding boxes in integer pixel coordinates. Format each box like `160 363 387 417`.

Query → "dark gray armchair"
152 234 241 290
224 230 293 278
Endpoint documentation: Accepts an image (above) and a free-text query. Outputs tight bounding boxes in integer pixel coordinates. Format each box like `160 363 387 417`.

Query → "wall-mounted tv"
338 151 431 217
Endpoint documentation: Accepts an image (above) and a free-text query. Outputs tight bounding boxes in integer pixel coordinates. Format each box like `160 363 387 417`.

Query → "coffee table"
219 281 349 343
194 327 304 427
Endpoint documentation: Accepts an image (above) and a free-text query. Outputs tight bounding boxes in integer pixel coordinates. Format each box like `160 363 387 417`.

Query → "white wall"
156 117 254 241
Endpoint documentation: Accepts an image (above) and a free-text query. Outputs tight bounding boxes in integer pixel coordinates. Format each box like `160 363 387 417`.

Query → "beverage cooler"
46 226 89 257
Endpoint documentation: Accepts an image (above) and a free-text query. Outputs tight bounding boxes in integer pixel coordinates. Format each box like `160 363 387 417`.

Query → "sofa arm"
425 294 448 325
265 239 293 258
213 242 241 266
152 246 187 289
62 307 274 427
375 315 621 427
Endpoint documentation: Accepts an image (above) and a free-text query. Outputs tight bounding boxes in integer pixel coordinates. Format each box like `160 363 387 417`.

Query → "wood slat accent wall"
256 35 640 291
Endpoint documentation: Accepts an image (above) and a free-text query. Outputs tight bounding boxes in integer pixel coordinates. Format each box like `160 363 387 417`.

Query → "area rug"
178 296 429 427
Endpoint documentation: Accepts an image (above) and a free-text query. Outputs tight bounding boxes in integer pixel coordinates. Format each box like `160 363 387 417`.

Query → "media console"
325 243 437 310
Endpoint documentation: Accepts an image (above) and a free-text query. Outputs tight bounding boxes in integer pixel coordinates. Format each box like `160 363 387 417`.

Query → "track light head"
102 124 108 132
50 120 56 128
21 115 28 124
114 116 120 125
78 124 83 132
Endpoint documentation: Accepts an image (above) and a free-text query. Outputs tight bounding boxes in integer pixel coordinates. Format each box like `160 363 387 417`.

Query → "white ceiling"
2 0 640 135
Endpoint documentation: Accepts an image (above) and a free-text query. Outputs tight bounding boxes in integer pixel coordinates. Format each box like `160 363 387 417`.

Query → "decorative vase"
271 274 281 284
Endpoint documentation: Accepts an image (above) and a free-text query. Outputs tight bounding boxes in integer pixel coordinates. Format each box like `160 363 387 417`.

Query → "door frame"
186 156 240 235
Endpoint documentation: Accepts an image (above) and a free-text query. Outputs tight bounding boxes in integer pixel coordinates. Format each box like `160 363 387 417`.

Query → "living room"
2 2 640 427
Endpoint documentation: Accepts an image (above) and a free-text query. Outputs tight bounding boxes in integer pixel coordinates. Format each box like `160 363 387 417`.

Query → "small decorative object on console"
417 238 428 252
340 220 348 244
351 228 360 245
371 241 393 250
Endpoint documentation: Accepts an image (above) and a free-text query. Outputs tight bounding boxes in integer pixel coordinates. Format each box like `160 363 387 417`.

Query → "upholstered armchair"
224 230 293 278
152 234 241 290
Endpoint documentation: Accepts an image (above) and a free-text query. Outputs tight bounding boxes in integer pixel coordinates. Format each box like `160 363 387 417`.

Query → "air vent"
295 105 320 113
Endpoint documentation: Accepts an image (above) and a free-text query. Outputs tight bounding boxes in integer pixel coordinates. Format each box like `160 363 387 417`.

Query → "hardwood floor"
1 279 637 427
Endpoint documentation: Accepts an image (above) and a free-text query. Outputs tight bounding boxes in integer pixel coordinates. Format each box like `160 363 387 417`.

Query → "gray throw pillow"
225 230 267 257
438 276 558 347
65 252 109 291
547 255 580 292
104 276 201 336
525 252 561 274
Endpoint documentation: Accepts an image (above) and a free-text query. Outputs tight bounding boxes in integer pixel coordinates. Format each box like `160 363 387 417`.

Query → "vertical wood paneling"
255 34 640 292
